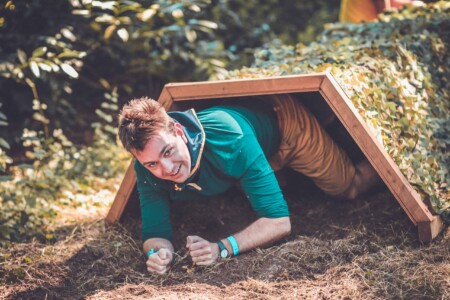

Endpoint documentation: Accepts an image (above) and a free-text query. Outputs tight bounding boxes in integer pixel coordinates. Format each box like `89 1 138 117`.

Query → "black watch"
217 240 229 259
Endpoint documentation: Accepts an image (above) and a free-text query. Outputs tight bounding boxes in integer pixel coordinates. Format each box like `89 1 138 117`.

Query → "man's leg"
267 94 381 199
337 159 382 200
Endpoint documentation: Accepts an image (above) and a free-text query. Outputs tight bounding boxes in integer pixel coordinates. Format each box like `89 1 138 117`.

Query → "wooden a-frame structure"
106 72 444 243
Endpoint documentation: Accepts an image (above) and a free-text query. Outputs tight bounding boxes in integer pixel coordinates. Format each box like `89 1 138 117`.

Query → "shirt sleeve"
201 110 289 218
231 134 290 218
134 161 173 241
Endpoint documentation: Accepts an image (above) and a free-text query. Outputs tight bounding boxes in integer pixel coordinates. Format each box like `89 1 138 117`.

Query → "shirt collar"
168 109 205 191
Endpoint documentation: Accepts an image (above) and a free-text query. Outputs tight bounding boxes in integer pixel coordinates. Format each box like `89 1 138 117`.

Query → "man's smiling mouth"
171 164 181 176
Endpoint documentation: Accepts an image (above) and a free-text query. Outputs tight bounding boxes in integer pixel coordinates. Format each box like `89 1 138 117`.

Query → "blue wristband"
226 236 239 256
147 248 158 257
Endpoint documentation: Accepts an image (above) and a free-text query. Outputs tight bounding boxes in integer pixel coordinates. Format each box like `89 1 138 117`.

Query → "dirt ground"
1 173 449 300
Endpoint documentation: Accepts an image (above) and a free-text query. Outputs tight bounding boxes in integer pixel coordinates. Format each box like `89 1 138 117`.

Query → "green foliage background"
0 0 340 242
228 2 450 222
0 0 448 243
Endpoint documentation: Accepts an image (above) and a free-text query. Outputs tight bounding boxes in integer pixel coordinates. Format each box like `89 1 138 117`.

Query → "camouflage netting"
226 2 450 223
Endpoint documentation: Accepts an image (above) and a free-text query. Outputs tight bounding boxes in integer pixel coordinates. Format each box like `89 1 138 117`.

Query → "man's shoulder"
197 106 248 137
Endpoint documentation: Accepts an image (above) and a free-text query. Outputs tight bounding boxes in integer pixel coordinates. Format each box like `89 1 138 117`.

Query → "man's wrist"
221 239 234 257
217 240 230 259
226 235 239 256
147 248 158 257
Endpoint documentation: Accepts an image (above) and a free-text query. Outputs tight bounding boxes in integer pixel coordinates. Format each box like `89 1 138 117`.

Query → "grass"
1 176 449 299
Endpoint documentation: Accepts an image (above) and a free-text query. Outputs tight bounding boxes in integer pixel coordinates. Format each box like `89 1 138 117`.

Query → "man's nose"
160 159 174 174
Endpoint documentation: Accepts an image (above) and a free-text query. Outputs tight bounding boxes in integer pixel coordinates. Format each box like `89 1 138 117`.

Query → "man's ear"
174 123 188 143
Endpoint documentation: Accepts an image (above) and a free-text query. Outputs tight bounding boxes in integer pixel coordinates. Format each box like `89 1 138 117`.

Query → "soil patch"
1 177 449 299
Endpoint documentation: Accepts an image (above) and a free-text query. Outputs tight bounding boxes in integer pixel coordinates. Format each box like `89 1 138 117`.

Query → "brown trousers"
265 94 356 195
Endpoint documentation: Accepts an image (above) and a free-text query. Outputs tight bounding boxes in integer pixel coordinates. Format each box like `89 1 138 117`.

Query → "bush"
0 87 128 243
0 0 341 242
0 0 341 147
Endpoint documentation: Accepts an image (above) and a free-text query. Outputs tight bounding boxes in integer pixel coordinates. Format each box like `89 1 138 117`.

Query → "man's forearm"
143 237 174 254
222 216 291 255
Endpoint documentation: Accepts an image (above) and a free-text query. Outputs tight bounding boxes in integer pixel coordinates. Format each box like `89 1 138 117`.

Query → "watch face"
220 249 228 258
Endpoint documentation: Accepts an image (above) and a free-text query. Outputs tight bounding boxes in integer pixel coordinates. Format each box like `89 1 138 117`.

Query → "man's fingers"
188 240 209 251
156 248 173 263
146 260 166 272
146 256 172 274
190 247 212 258
147 264 168 274
145 248 173 275
192 253 215 266
186 235 201 248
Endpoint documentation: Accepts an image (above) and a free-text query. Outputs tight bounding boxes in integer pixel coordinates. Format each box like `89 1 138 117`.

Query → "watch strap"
147 248 158 257
217 240 229 258
226 235 239 256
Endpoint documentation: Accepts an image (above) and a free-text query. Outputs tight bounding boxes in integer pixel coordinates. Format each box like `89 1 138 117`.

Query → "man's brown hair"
118 97 175 152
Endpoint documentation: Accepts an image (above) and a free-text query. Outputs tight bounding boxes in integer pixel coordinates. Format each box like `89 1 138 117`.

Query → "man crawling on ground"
118 95 380 274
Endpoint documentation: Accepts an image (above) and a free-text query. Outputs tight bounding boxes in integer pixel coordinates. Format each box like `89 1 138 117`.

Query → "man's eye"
147 162 157 169
164 148 173 156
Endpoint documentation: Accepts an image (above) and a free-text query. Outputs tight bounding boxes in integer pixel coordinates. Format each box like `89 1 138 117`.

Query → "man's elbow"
277 216 291 237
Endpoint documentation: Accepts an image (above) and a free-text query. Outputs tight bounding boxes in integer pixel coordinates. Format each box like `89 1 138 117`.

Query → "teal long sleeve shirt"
134 101 289 241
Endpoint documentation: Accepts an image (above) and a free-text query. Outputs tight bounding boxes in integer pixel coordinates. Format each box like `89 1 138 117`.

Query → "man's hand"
186 235 219 266
146 248 173 274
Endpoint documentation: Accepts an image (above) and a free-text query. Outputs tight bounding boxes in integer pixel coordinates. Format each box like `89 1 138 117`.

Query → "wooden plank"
320 73 434 225
105 159 137 224
166 73 325 101
158 86 174 111
417 216 445 243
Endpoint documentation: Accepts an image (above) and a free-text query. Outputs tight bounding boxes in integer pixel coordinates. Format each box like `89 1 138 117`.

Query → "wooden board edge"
158 87 174 110
105 159 136 224
164 73 327 88
319 73 434 224
417 216 445 243
166 74 325 101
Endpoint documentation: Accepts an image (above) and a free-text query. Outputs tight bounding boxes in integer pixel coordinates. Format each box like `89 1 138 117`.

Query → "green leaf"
38 62 52 72
72 9 90 16
16 164 34 170
57 51 85 59
138 8 156 21
185 29 197 43
0 137 10 149
30 61 40 78
25 196 37 207
33 149 46 160
100 102 118 110
95 109 113 123
195 20 218 30
61 64 79 78
162 3 183 13
385 101 397 112
32 47 47 58
104 24 117 40
117 28 129 42
43 168 54 178
17 49 27 64
61 28 76 41
33 112 50 124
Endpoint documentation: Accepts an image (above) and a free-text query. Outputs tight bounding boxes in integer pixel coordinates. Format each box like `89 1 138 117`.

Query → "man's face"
133 123 192 183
